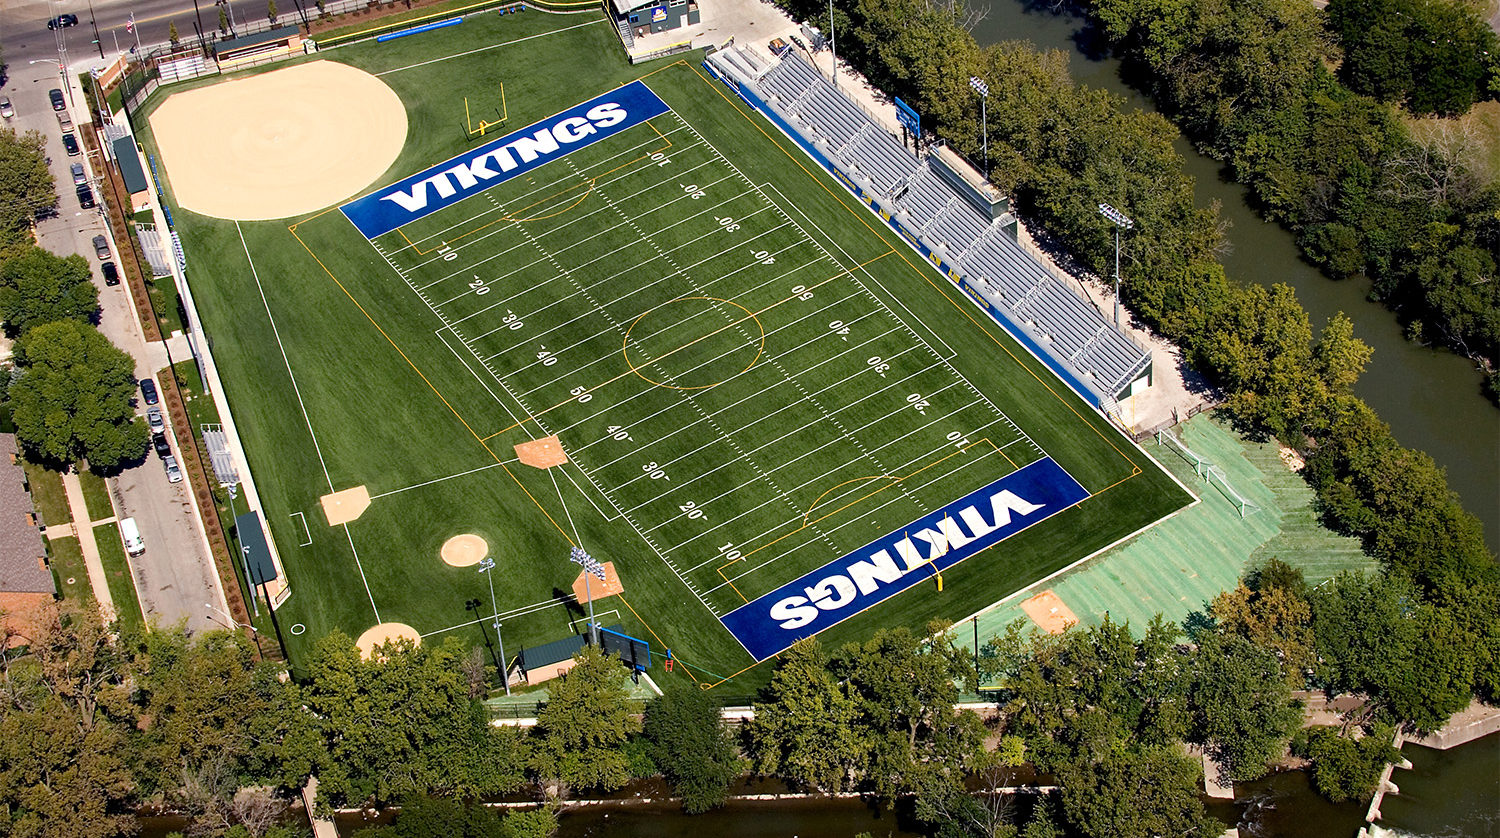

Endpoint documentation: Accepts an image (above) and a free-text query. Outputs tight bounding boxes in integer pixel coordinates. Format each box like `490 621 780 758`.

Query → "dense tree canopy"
1328 0 1500 115
643 684 741 813
0 127 55 261
7 319 149 470
530 645 639 796
0 246 98 336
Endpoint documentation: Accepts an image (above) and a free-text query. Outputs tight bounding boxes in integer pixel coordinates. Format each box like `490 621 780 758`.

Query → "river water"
969 2 1499 552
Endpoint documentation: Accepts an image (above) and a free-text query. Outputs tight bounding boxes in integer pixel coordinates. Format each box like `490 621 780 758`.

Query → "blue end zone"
341 81 670 239
720 456 1088 661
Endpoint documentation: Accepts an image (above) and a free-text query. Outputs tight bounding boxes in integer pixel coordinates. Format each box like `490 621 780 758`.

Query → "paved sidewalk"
60 471 118 624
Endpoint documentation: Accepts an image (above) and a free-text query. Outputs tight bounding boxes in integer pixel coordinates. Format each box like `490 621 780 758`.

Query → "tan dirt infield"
149 61 407 221
356 622 421 659
441 533 489 567
1020 589 1079 634
515 436 568 469
320 485 371 525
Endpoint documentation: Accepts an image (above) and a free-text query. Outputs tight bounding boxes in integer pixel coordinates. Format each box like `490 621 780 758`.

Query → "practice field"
143 12 1189 688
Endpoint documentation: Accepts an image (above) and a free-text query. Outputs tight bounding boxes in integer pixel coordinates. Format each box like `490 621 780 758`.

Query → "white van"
119 517 145 556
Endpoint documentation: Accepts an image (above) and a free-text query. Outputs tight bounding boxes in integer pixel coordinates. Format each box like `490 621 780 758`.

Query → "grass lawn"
21 461 71 527
139 13 1188 689
48 536 93 606
94 524 146 634
79 470 115 522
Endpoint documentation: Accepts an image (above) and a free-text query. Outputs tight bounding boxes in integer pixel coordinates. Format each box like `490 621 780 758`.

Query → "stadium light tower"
1098 203 1134 327
475 559 510 695
969 76 989 173
828 0 838 90
570 546 605 646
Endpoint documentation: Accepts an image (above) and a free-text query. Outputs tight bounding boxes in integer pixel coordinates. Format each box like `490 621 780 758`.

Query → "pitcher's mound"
149 61 407 221
356 622 421 659
572 561 624 603
441 533 488 567
320 485 370 525
515 436 568 469
1021 590 1078 634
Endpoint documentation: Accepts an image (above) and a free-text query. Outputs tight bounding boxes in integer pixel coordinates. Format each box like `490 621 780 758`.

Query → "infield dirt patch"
441 533 488 567
515 436 568 469
572 561 624 603
320 485 371 525
356 622 421 658
1021 589 1078 634
149 61 406 220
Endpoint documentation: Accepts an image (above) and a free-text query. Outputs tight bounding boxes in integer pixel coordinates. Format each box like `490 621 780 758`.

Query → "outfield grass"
94 524 146 634
140 12 1188 688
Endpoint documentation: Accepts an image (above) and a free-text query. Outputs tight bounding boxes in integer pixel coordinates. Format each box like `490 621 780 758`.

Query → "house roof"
0 435 54 595
519 634 585 671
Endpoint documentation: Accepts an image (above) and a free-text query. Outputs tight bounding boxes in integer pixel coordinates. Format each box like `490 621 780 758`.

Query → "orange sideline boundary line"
289 222 575 546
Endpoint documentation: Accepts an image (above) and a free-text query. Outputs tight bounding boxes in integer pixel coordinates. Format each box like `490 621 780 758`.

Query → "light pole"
1098 203 1134 326
204 602 264 657
225 484 257 618
827 0 837 90
87 0 105 59
570 546 604 647
492 618 509 696
969 76 989 174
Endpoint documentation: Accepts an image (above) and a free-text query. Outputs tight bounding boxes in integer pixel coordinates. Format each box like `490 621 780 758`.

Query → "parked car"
70 162 86 185
101 261 119 285
57 110 72 132
75 183 94 208
163 453 183 484
0 97 13 120
152 432 171 459
92 234 110 259
48 88 66 111
147 407 165 434
61 133 80 156
139 378 159 406
47 14 78 29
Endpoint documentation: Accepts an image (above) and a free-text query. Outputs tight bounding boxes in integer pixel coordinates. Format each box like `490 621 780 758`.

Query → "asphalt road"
2 0 220 69
0 51 224 633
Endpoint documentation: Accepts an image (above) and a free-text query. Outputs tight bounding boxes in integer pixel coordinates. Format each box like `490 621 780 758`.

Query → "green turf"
970 413 1376 643
21 462 71 527
93 523 146 634
78 470 114 522
137 13 1189 688
48 536 93 606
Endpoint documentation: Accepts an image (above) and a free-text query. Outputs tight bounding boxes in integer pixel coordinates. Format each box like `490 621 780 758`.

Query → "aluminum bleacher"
704 47 1151 407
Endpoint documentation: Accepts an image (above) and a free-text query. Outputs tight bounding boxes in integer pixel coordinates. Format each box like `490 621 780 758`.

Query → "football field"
149 15 1189 688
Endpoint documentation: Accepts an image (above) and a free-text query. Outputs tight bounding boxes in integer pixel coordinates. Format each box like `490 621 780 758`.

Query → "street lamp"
969 76 989 173
1098 203 1134 327
204 602 264 657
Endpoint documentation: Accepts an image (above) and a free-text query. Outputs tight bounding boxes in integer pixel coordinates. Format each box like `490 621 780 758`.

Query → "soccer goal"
1157 429 1258 519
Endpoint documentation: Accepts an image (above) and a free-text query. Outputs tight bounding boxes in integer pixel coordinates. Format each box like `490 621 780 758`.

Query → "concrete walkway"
60 471 118 624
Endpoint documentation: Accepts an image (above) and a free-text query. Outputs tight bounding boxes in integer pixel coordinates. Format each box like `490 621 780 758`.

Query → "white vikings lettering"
586 102 627 127
846 550 903 596
769 596 818 629
375 101 633 214
805 575 857 610
769 488 1047 630
510 128 560 163
380 173 457 212
552 117 596 143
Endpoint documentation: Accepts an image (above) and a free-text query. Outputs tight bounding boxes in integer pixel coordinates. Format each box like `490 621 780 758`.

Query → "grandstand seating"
709 48 1151 404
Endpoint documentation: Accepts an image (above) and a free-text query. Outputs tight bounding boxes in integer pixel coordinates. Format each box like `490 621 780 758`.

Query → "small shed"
611 0 700 36
516 623 652 686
